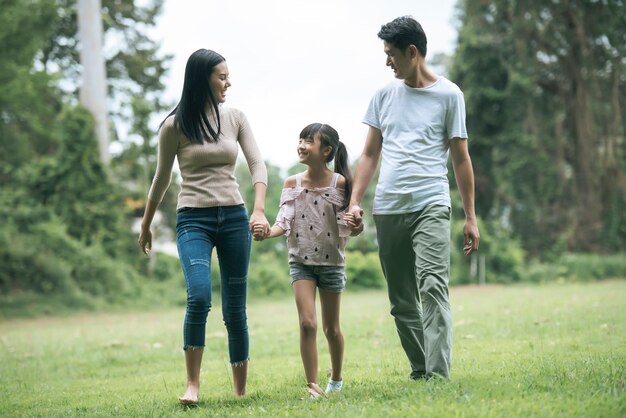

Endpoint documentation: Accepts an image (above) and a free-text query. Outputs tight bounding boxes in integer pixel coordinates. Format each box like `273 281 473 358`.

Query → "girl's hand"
252 224 268 241
345 212 364 236
249 210 270 241
346 204 364 228
138 227 153 255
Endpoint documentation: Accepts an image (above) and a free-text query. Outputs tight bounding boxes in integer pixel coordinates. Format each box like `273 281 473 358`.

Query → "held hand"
350 222 364 236
249 211 270 241
346 204 364 228
138 228 153 255
252 224 268 241
463 219 480 256
344 212 364 236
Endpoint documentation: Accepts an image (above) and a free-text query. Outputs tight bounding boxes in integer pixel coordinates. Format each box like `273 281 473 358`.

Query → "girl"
254 123 362 399
138 49 270 404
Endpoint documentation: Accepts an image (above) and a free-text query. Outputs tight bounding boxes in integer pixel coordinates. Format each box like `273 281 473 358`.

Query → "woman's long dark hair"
299 123 352 210
160 49 225 143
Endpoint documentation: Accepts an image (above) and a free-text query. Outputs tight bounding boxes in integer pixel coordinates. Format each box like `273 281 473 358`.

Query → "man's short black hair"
378 16 427 57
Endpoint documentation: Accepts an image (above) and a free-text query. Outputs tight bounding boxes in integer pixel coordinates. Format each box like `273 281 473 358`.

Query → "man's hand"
463 219 480 256
346 204 364 228
345 212 364 236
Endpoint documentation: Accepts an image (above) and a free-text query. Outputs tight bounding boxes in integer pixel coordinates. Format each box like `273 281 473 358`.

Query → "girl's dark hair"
160 49 225 143
300 123 352 210
378 15 427 58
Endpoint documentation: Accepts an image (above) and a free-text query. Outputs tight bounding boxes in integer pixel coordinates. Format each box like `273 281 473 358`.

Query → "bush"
450 214 526 285
247 252 291 297
527 253 626 283
0 222 77 294
345 251 385 289
0 106 163 314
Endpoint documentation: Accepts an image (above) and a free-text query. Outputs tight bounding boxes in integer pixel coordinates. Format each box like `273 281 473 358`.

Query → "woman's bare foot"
178 384 199 405
232 360 248 398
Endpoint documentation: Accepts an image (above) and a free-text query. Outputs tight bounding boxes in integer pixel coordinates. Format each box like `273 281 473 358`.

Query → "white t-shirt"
363 77 468 214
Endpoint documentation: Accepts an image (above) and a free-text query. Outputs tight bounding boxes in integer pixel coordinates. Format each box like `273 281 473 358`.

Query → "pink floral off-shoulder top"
274 173 350 266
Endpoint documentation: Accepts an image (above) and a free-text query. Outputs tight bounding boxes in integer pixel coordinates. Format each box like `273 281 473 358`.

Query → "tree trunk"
77 0 109 164
567 7 602 251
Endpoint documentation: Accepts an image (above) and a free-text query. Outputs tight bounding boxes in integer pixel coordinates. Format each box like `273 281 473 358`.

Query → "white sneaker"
325 379 343 394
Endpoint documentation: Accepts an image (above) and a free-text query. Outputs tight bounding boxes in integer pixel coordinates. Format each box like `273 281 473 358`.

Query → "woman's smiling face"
209 62 231 103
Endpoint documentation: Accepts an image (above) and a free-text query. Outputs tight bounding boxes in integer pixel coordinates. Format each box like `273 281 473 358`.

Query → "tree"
0 0 62 173
451 0 626 256
0 0 173 302
41 0 172 164
77 0 109 163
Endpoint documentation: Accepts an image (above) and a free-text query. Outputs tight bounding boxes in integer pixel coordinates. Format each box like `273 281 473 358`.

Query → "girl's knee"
300 318 317 336
323 325 342 341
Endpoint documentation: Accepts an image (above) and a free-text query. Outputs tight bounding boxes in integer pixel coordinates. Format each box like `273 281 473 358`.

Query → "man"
347 16 480 380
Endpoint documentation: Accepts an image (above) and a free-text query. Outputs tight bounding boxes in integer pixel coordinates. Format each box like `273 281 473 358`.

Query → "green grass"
0 281 624 417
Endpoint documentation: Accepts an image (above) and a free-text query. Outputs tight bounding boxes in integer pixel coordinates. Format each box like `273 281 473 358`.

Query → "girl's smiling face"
297 133 331 165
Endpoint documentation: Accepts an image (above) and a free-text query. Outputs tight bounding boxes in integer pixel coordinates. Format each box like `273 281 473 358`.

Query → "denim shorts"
289 262 346 293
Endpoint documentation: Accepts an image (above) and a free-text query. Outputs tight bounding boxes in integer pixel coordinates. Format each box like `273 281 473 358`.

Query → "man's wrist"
465 213 477 222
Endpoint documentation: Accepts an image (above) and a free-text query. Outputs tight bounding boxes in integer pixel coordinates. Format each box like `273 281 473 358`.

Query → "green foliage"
449 189 526 285
0 0 63 171
0 0 180 314
3 0 624 318
21 107 127 247
450 217 526 285
0 216 139 299
248 252 292 297
527 253 626 283
345 251 385 289
0 106 142 303
451 0 626 255
42 0 171 103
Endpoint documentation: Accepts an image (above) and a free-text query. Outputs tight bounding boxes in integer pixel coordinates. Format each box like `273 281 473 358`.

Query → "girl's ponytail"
334 141 352 210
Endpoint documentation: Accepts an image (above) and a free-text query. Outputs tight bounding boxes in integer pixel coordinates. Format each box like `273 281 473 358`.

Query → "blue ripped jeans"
176 205 251 365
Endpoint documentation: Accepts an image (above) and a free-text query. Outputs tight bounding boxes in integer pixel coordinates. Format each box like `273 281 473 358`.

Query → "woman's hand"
249 210 270 241
138 227 153 255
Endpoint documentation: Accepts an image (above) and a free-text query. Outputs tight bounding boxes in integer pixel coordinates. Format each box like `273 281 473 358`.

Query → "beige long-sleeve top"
147 106 267 208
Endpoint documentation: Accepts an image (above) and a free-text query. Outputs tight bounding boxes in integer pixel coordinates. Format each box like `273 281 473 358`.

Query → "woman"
138 48 270 403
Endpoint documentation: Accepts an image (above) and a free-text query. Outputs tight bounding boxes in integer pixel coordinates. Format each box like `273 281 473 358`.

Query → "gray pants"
374 204 452 379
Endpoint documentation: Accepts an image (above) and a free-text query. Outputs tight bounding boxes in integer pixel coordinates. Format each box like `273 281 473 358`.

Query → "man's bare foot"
178 385 199 405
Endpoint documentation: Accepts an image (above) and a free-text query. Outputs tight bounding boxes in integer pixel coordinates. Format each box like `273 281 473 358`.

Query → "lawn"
0 281 624 417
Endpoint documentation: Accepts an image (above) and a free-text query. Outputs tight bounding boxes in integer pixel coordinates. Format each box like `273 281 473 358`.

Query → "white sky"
153 0 459 170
